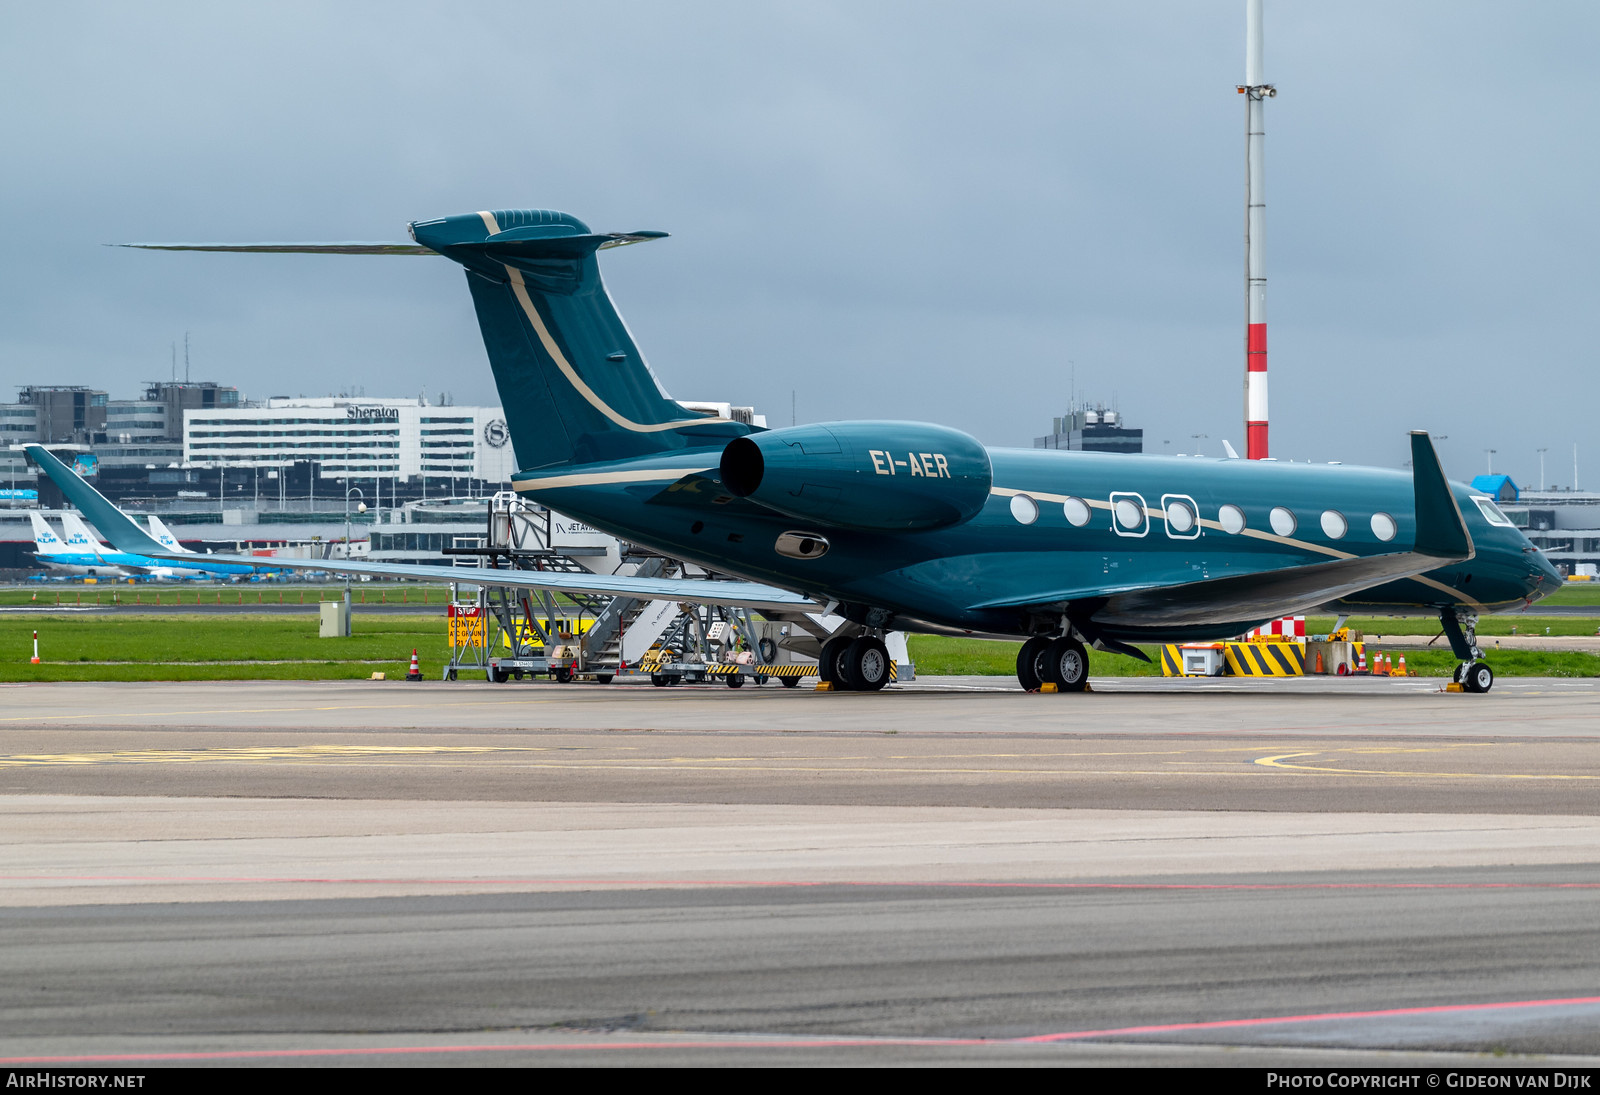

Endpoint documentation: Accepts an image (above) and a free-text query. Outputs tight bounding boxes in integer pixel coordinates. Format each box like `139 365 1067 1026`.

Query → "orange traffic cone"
406 649 423 681
1397 654 1408 676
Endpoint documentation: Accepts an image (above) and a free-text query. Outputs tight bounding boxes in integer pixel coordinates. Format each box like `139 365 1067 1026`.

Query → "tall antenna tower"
1238 0 1275 459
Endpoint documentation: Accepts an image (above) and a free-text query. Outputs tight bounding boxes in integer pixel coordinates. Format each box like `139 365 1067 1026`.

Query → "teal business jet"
63 208 1563 694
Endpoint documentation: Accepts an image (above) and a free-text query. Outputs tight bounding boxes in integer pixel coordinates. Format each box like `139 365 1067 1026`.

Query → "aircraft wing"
982 431 1476 629
23 445 817 614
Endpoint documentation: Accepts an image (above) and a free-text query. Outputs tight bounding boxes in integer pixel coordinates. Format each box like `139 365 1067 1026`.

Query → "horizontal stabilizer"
115 233 663 257
117 242 436 255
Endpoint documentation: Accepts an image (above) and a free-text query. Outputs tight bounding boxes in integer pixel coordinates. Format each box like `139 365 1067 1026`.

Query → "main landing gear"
1015 634 1090 692
819 634 892 692
1440 609 1494 693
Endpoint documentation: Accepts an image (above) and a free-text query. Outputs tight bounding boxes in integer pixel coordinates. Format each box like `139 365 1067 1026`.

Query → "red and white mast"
1240 0 1275 459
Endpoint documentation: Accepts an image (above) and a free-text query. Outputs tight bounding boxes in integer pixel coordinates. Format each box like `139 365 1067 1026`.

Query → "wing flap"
23 444 814 613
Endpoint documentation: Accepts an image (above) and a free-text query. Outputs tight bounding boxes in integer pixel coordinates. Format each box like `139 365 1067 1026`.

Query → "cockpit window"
1472 496 1515 527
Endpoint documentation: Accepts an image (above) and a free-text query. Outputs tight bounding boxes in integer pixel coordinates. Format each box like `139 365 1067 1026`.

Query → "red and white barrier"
1245 616 1305 642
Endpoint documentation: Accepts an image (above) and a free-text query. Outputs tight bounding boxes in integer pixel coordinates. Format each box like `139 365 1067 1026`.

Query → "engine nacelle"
719 421 992 531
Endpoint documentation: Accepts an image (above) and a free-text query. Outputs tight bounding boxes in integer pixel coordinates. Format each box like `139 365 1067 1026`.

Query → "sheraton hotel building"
1 383 516 505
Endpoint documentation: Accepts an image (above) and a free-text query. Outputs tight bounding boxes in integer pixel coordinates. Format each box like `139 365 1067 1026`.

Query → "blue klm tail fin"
409 210 753 471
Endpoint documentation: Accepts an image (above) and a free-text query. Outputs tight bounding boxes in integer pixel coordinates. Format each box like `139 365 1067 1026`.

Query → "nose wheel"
1441 609 1493 693
1458 661 1494 693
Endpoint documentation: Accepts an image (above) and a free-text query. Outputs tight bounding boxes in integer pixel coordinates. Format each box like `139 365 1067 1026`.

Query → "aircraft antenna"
1238 0 1275 459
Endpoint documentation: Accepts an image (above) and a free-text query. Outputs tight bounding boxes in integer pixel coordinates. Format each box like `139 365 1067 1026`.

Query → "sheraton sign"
346 406 400 421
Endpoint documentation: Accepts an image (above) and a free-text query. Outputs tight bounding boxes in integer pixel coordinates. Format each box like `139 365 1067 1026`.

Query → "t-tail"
122 209 758 472
409 210 755 471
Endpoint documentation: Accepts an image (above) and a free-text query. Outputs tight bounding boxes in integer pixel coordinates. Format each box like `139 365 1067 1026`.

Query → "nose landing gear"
1441 609 1494 693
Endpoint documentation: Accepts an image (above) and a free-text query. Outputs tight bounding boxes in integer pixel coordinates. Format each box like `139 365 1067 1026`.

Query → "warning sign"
447 603 486 647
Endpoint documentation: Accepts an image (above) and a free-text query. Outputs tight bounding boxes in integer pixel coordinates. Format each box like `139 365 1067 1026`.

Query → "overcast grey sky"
2 1 1595 487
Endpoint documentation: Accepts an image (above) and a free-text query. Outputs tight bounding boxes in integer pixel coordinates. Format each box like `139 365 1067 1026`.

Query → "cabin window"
1320 510 1348 540
1162 494 1200 539
1009 493 1039 525
1218 504 1246 534
1110 492 1148 537
1371 512 1397 541
1062 496 1091 527
1269 507 1297 537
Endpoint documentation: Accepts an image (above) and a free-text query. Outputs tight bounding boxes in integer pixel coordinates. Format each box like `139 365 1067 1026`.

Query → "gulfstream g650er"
35 208 1563 693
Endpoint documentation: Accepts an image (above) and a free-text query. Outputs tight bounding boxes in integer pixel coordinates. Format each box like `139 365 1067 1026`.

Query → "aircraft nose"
1535 553 1565 598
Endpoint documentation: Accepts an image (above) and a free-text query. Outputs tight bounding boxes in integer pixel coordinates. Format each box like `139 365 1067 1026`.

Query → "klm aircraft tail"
408 210 754 471
59 512 106 556
28 512 63 556
147 514 190 553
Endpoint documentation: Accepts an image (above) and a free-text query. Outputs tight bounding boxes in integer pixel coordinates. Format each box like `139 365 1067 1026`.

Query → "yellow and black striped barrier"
1224 641 1305 676
702 662 893 681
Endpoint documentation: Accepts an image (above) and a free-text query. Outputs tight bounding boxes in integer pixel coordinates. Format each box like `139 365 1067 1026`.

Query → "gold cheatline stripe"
512 466 709 492
505 265 712 434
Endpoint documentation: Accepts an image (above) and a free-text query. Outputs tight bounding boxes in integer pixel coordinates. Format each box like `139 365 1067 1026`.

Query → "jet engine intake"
720 422 992 531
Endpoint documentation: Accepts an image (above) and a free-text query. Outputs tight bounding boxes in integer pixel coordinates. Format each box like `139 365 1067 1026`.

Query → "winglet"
1409 431 1474 561
22 445 168 556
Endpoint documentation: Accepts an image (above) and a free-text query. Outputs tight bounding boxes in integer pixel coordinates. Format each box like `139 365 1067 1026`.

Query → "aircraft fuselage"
516 441 1562 642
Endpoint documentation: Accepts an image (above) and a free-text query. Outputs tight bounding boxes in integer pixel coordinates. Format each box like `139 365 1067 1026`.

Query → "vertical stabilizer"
408 210 755 471
29 512 63 556
147 515 190 553
59 512 106 556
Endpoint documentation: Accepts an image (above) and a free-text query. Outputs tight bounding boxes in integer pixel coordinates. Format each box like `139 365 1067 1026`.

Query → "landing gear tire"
1462 662 1494 694
1042 637 1090 692
819 636 854 690
726 674 744 688
846 637 892 692
1452 664 1465 684
1016 636 1052 691
781 676 801 689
